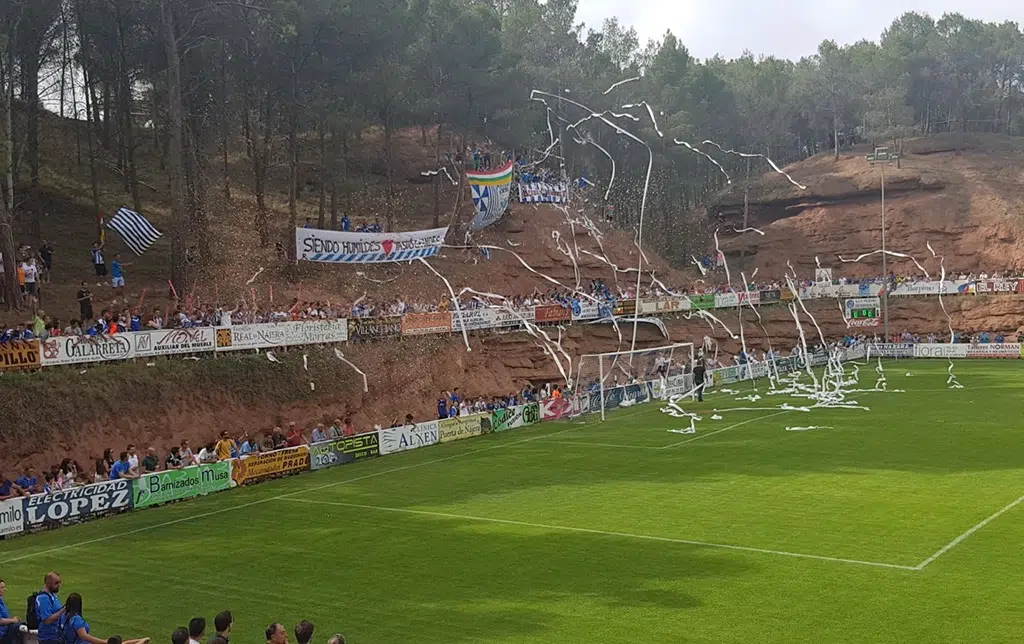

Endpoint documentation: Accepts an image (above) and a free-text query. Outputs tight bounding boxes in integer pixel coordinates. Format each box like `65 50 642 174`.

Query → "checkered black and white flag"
108 207 162 256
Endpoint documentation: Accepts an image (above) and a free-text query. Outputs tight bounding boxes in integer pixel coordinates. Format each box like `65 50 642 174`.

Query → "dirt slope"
711 133 1024 280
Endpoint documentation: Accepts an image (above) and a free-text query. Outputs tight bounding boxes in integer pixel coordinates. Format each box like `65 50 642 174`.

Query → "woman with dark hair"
57 594 149 644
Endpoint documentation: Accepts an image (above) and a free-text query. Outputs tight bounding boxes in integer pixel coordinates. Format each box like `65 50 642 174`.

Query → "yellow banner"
0 340 41 371
231 446 309 486
438 415 486 443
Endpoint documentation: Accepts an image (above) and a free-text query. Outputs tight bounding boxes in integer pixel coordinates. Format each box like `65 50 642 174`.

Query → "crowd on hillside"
3 231 1022 345
0 572 347 644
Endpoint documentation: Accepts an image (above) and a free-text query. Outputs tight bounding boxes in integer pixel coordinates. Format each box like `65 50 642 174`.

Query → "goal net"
574 342 696 421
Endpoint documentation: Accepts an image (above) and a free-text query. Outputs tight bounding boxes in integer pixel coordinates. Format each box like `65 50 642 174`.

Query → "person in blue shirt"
436 396 448 420
0 578 26 644
110 254 130 298
108 453 137 481
341 215 350 232
15 467 42 495
35 573 64 644
0 477 26 501
58 593 149 644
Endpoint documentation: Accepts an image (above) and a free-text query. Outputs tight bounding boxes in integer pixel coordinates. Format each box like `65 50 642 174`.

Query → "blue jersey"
36 592 63 641
111 260 123 278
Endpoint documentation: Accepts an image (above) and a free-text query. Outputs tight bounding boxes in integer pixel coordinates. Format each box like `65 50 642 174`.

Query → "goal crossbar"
578 342 696 421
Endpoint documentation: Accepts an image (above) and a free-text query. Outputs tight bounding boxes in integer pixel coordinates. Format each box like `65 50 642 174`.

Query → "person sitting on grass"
57 593 149 644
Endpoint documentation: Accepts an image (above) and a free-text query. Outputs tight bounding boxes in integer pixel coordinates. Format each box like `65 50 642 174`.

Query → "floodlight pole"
867 148 897 342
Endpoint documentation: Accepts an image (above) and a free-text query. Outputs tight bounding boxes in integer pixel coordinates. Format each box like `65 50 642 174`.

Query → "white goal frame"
580 342 696 421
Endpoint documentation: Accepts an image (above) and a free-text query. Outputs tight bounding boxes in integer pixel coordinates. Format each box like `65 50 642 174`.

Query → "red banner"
535 304 571 323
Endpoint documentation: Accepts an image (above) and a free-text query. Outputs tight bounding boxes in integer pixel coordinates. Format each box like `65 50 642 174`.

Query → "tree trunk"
432 123 442 228
287 61 299 255
328 126 338 229
1 21 22 310
161 0 189 296
317 121 326 228
220 39 231 200
383 110 394 231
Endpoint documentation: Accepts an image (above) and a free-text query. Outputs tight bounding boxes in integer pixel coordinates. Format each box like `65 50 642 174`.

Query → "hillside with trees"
2 1 1024 308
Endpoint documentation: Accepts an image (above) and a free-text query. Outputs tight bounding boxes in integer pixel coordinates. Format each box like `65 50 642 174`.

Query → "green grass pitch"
2 361 1022 643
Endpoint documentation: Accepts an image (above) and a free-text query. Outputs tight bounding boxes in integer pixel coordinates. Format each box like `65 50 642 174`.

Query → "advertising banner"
41 335 134 366
216 320 348 352
662 374 695 398
518 181 569 204
348 316 402 341
380 421 440 455
0 497 25 536
296 226 448 263
866 343 915 358
914 344 969 359
759 289 781 303
0 339 41 371
891 280 971 296
438 415 487 443
493 308 535 329
539 397 583 420
571 302 603 320
309 432 380 470
973 279 1020 294
638 298 690 315
451 309 495 332
491 403 541 432
134 462 232 508
231 446 310 486
24 479 133 529
715 293 739 308
690 294 716 310
966 343 1021 359
589 382 653 411
612 300 637 316
535 304 571 323
134 328 216 357
738 291 760 306
401 312 452 336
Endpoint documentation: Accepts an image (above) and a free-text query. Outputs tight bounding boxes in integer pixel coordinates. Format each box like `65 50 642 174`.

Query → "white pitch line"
279 497 918 571
914 493 1024 570
0 424 584 565
660 410 791 449
530 439 664 450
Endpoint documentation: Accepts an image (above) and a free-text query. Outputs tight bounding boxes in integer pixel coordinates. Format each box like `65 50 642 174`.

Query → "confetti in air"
733 226 765 236
245 267 265 285
302 354 309 372
603 76 640 94
702 140 808 190
266 351 279 363
334 348 369 393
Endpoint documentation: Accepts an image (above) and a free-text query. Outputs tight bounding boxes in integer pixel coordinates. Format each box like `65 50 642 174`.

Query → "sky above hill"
575 0 1024 61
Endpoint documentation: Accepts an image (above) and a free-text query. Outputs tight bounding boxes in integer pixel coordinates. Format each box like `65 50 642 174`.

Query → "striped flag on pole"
108 207 162 256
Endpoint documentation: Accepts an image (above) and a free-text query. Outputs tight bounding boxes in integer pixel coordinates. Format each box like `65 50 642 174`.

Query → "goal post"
576 342 696 421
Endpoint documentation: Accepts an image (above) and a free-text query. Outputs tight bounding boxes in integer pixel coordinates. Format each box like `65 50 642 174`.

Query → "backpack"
26 592 42 630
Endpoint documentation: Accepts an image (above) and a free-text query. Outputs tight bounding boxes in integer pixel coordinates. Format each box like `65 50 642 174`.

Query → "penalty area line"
278 497 918 571
914 493 1024 570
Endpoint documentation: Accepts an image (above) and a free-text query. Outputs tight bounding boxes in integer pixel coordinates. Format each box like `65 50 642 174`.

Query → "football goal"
575 342 696 421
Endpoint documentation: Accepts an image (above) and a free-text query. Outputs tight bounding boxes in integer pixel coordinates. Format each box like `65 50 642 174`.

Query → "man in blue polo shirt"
35 573 64 644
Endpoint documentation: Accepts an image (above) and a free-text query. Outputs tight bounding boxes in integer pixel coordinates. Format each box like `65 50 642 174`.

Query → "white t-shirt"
128 454 139 470
22 263 38 283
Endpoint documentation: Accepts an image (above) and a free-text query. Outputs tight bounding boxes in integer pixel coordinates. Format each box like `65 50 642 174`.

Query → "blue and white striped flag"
108 207 162 256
